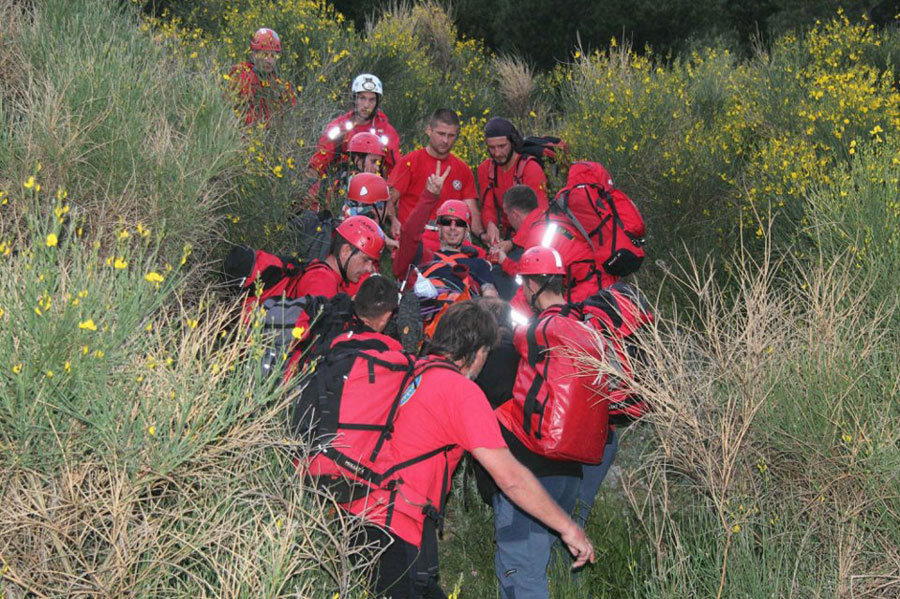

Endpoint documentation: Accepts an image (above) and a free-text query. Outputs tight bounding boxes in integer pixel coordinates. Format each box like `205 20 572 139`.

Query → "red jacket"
308 109 401 175
393 187 485 285
239 250 365 314
227 62 296 125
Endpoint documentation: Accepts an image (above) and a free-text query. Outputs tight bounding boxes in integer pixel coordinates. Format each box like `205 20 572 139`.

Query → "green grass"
2 0 900 597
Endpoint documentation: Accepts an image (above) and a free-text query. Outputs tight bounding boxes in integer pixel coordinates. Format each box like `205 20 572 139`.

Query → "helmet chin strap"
527 276 555 313
338 247 358 284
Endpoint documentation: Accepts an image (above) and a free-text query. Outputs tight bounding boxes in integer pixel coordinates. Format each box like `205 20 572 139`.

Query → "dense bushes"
2 0 899 596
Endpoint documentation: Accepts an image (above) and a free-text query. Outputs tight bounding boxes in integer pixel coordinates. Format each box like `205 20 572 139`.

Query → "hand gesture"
425 161 451 195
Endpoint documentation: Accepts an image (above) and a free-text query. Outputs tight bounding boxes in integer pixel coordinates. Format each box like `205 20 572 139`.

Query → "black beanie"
484 117 520 141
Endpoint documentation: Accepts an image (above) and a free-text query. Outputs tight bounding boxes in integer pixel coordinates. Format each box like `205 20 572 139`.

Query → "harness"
483 155 534 239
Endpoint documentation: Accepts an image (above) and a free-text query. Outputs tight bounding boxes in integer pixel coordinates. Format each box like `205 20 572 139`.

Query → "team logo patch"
399 375 423 406
452 179 462 191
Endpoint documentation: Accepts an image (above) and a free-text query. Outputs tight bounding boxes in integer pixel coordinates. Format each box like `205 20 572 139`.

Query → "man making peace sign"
387 109 483 250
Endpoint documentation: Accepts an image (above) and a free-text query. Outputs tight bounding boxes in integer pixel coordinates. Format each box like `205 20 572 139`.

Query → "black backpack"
288 209 335 261
518 136 569 168
258 293 356 378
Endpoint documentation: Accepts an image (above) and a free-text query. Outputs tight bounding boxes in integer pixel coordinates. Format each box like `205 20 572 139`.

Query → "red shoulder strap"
514 155 535 184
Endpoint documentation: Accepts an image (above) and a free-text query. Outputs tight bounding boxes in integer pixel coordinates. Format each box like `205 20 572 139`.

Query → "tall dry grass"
491 54 538 120
575 230 900 597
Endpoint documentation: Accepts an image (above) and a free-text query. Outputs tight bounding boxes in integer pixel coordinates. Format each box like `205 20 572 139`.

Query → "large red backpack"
580 281 654 424
290 334 457 508
495 305 610 463
554 162 646 277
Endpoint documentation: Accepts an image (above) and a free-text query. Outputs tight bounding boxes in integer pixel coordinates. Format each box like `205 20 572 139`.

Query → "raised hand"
425 161 451 195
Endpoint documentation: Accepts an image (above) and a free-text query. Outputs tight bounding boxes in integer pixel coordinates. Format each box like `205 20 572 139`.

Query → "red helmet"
347 173 390 204
436 200 471 227
347 132 387 156
250 28 282 53
518 246 565 276
336 215 385 260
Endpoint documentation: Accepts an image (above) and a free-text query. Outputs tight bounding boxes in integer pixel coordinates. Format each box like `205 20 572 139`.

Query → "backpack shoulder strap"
555 185 599 253
522 314 556 436
514 154 535 184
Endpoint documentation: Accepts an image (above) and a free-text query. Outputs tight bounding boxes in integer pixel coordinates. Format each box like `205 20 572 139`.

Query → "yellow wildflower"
12 363 23 374
46 233 58 247
145 272 164 284
148 425 156 436
114 257 128 270
78 319 98 331
291 326 307 340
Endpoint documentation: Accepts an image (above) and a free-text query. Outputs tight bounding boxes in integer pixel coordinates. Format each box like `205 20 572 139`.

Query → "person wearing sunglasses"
393 161 497 299
227 28 296 126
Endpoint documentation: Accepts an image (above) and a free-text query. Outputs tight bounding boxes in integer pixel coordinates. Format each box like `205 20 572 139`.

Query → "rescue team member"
347 131 388 176
343 173 398 250
495 185 599 305
491 247 611 599
387 108 482 247
231 215 384 306
308 73 401 177
227 28 296 126
304 130 391 209
393 162 496 296
282 274 400 378
478 117 549 245
344 302 595 598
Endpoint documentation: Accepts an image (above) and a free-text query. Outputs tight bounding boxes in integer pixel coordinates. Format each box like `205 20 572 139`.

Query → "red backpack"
580 281 654 424
554 162 646 277
495 305 610 463
290 334 457 507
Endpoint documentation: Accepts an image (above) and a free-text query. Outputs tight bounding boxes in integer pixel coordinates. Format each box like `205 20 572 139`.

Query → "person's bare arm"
464 198 484 237
388 187 402 239
471 446 595 568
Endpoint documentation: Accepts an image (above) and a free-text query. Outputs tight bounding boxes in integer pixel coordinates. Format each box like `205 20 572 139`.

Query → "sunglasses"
438 217 467 228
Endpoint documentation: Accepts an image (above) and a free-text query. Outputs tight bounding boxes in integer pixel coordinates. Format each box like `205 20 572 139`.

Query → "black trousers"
355 525 447 599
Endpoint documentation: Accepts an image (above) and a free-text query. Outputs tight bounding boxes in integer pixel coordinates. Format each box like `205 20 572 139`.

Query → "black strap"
522 315 554 437
371 358 457 462
380 443 457 479
369 356 418 461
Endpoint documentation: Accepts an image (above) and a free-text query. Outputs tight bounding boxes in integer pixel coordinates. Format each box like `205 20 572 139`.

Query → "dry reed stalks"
491 54 537 120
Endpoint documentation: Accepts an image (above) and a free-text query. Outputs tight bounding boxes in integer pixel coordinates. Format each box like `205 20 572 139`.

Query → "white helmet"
351 73 383 96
